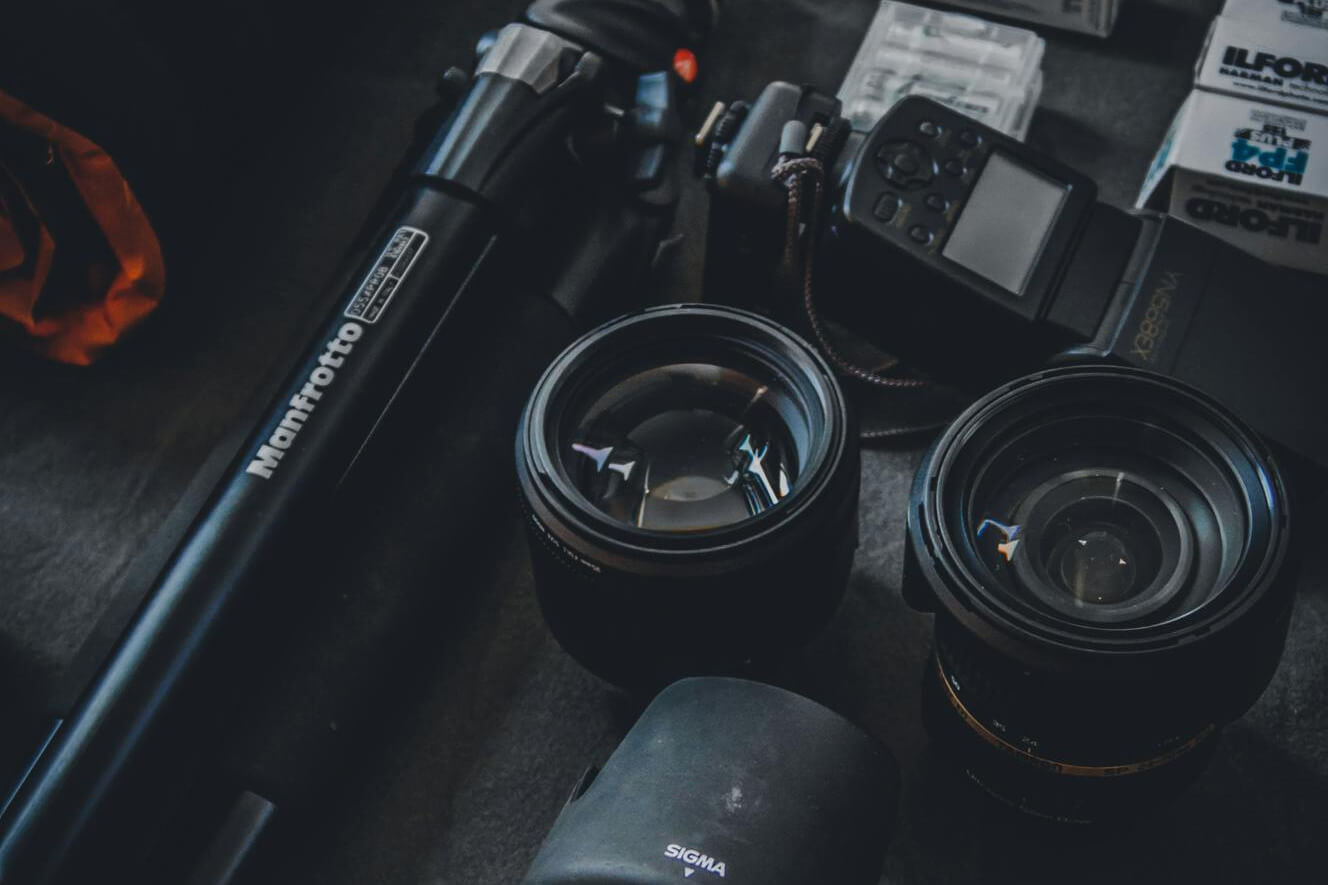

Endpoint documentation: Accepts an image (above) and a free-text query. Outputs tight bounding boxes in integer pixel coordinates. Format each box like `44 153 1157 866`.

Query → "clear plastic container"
838 1 1046 139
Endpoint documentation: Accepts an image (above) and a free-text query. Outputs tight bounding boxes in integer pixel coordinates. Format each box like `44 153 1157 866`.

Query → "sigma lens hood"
516 304 858 688
522 677 899 885
904 364 1294 823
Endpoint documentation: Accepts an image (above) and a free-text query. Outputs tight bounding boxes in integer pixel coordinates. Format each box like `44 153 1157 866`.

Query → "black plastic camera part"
701 82 844 312
523 677 899 885
528 0 717 70
516 304 859 688
904 364 1295 823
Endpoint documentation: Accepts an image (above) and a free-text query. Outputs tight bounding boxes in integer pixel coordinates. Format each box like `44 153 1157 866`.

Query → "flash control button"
876 139 935 190
908 225 932 245
874 192 901 222
893 153 919 175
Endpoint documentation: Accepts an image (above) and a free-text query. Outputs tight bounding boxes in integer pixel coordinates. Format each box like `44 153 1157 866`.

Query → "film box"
1221 0 1328 33
1196 13 1328 115
1138 89 1328 274
935 0 1119 36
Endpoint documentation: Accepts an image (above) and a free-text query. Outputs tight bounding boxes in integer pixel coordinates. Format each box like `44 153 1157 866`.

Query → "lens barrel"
517 304 857 688
904 365 1293 823
523 677 898 885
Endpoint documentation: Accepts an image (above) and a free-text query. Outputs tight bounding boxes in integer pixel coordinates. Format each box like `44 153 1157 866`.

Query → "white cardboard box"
1222 0 1328 33
1139 89 1328 274
837 1 1046 139
1196 14 1328 115
937 0 1119 37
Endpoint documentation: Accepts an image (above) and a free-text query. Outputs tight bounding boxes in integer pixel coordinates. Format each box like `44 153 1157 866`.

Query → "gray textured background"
1 0 1325 882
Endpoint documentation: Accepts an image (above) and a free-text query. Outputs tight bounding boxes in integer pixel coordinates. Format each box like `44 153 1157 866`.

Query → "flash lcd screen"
942 152 1068 296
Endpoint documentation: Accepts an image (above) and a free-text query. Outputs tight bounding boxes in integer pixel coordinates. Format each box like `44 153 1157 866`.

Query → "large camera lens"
904 365 1293 823
518 305 858 688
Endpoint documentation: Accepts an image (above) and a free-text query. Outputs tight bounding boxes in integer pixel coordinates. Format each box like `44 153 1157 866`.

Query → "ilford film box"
937 0 1119 37
1221 0 1328 33
1139 89 1328 274
1196 13 1328 114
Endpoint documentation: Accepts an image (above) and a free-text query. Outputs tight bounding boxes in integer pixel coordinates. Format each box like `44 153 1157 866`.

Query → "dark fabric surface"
2 0 1326 883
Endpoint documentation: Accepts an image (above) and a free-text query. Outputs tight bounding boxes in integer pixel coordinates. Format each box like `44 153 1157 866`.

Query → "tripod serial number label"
345 227 430 324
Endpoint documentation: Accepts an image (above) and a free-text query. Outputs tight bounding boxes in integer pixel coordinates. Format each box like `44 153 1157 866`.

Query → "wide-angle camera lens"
904 365 1294 823
517 304 858 687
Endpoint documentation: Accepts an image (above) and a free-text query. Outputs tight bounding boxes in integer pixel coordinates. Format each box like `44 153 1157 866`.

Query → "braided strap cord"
771 155 949 442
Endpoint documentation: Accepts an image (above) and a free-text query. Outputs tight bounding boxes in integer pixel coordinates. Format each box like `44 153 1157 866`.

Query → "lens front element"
567 362 803 533
975 468 1194 626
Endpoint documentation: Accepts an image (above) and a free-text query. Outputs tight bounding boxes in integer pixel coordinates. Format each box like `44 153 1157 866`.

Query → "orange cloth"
0 89 165 365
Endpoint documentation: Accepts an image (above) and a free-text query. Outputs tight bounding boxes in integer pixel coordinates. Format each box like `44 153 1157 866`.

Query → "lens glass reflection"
970 458 1201 627
566 362 805 533
1053 528 1138 604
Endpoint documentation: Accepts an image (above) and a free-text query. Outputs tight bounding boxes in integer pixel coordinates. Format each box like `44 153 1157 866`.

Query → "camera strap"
771 153 955 442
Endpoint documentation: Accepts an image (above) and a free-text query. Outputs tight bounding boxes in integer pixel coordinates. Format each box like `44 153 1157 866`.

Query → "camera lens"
904 365 1293 823
517 304 858 688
